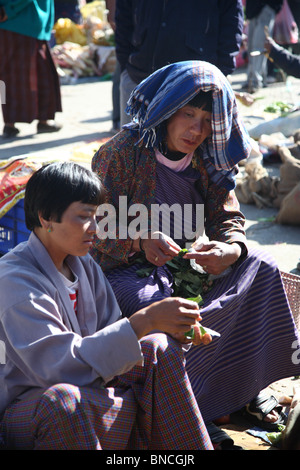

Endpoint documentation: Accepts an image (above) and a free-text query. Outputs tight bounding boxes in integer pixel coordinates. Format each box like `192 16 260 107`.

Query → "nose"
88 216 97 234
190 118 203 135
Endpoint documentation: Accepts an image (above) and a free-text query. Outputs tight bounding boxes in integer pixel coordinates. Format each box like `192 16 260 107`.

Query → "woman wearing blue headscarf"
91 61 300 439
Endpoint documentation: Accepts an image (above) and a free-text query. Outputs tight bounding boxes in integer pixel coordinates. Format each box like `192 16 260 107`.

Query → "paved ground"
0 65 300 450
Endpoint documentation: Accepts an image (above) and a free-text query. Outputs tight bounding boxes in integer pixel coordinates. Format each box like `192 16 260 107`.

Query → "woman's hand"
235 91 254 107
129 296 211 346
140 231 181 266
184 240 241 275
171 321 212 346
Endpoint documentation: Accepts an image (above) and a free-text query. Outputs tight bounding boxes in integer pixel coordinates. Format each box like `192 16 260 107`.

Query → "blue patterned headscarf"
125 61 252 188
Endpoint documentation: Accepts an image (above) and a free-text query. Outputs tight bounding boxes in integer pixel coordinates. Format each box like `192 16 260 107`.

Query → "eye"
79 211 93 219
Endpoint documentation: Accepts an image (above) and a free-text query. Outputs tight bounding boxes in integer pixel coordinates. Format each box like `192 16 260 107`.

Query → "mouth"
182 138 198 147
84 239 94 245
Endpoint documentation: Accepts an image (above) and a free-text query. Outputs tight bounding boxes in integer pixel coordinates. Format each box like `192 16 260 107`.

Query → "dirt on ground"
218 376 300 450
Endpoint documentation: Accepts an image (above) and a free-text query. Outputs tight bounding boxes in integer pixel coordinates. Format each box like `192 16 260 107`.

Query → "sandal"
244 390 287 431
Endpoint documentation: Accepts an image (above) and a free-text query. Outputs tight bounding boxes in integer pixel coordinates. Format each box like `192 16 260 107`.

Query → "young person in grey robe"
0 161 213 450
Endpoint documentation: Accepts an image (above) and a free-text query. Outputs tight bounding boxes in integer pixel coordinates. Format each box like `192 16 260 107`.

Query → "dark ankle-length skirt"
106 247 300 423
0 29 62 124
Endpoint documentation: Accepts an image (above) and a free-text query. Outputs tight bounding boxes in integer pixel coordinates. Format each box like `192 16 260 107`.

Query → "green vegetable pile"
164 248 213 298
136 248 213 299
264 101 293 115
266 424 286 447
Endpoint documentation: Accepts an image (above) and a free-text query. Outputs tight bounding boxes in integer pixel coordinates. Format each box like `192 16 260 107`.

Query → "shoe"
37 122 62 134
3 125 20 138
244 390 287 431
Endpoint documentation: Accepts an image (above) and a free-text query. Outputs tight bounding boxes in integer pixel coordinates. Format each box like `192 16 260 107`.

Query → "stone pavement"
0 66 300 450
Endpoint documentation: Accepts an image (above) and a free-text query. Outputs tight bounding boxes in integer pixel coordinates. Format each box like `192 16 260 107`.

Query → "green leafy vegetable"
266 424 285 446
136 247 213 301
185 294 203 339
135 248 215 339
264 101 293 115
165 249 213 299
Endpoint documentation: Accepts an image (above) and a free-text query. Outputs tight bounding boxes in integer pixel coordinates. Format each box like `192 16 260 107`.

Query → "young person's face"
49 201 98 259
166 105 212 154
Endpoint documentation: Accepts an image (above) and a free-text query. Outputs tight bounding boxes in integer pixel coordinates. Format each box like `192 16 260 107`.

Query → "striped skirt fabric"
0 335 212 450
0 29 62 124
106 247 300 423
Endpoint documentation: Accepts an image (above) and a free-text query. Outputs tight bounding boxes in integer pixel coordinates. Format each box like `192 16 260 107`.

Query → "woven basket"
281 271 300 331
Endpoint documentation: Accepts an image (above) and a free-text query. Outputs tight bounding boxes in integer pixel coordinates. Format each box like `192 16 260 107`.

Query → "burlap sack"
276 181 300 225
273 148 300 208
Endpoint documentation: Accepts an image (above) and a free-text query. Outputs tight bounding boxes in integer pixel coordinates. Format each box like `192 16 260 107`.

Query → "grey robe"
0 233 142 415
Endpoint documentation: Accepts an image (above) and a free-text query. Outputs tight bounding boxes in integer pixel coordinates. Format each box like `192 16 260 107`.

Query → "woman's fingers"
173 323 212 346
146 233 181 265
148 297 201 331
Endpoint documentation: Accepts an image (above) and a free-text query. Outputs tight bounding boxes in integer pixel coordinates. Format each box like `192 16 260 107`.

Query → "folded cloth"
0 159 39 218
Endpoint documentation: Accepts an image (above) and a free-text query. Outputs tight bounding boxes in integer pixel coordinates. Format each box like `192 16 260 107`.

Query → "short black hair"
24 162 105 231
187 90 213 112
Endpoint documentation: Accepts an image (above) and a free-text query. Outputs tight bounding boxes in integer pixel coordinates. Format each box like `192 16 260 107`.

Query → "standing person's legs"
36 40 62 133
246 16 257 90
0 30 62 136
120 69 138 127
0 30 35 136
247 5 276 91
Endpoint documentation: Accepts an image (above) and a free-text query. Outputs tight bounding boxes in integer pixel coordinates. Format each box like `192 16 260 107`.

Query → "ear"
38 211 52 232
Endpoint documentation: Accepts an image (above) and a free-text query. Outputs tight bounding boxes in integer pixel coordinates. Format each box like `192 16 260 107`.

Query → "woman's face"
47 201 98 260
166 105 212 154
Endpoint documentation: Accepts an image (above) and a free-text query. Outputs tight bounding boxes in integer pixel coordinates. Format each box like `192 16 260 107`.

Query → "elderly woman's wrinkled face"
166 105 212 154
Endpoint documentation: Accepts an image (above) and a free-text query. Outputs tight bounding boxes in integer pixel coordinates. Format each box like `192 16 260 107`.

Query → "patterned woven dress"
90 61 300 423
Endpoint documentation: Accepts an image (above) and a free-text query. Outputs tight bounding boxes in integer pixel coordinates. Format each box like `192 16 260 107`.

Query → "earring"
47 227 52 233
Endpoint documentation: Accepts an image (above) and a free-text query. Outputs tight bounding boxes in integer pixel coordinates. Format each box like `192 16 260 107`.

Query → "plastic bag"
273 0 299 45
54 18 87 46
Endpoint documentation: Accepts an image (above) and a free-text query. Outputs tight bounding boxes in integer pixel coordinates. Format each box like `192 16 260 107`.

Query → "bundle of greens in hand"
136 248 220 339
